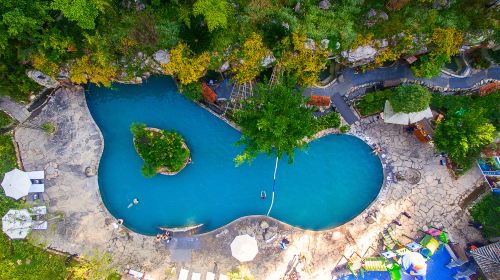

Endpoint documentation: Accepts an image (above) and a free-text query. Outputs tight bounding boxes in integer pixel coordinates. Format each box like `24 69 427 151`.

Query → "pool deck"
14 86 486 280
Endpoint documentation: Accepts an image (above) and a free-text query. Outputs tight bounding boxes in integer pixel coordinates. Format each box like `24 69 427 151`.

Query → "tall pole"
266 156 279 216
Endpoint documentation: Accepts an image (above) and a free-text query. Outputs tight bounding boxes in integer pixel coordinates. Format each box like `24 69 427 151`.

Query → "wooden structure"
223 82 253 114
479 81 499 96
307 95 332 107
413 119 434 143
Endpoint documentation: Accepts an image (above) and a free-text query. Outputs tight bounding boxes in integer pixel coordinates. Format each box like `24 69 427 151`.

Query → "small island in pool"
130 123 191 177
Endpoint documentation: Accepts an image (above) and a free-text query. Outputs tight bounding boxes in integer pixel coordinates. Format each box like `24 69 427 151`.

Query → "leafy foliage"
411 53 449 78
388 84 432 113
51 0 108 30
231 33 270 84
0 133 17 179
0 111 13 128
131 123 190 177
69 251 118 280
281 33 329 86
434 109 495 170
234 76 315 165
431 28 463 57
162 43 210 85
179 82 203 101
313 112 341 133
355 89 392 116
70 55 117 87
193 0 231 32
470 193 500 238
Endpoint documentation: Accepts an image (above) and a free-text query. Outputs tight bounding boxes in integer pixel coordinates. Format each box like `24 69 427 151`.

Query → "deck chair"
32 221 48 230
191 272 200 280
362 257 387 271
205 272 215 280
178 268 189 280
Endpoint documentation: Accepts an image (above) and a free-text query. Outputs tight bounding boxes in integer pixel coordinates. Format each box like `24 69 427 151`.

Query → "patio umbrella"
401 252 427 280
1 169 31 200
2 209 32 240
383 101 433 125
230 234 258 262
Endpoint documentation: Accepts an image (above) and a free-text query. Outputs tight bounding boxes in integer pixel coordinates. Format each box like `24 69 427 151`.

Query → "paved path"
0 96 29 123
331 93 359 124
307 64 500 123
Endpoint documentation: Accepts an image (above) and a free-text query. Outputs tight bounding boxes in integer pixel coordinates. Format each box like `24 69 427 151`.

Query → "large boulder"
341 46 378 63
27 70 60 88
153 50 170 65
319 0 331 10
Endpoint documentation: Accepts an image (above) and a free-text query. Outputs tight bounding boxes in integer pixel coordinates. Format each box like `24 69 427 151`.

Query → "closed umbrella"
230 234 258 262
1 169 31 200
2 209 32 239
383 101 433 125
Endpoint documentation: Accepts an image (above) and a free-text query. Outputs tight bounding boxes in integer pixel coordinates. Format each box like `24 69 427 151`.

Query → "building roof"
470 242 500 280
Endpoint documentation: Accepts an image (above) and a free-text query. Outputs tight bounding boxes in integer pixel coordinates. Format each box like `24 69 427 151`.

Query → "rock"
261 55 276 67
365 9 389 27
215 228 228 238
320 39 330 49
367 9 377 18
153 50 170 65
219 61 230 72
260 220 269 229
27 70 60 88
294 2 300 12
305 39 316 50
341 46 377 63
319 0 330 10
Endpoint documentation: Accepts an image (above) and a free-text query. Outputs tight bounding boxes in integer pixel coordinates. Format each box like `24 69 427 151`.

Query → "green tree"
411 53 449 78
234 77 315 215
51 0 109 30
434 109 496 170
193 0 231 32
388 84 432 113
470 193 500 238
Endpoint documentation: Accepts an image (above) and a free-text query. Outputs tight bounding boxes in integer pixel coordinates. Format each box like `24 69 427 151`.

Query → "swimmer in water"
127 198 139 208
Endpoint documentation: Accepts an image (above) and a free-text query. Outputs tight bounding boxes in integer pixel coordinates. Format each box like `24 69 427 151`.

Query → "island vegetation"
131 123 190 177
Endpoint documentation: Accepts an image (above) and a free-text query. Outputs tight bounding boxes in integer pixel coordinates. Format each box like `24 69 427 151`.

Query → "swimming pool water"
86 76 383 235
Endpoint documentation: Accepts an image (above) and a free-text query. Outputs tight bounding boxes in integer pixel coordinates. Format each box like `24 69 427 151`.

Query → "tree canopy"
234 77 315 165
434 109 495 170
388 84 432 113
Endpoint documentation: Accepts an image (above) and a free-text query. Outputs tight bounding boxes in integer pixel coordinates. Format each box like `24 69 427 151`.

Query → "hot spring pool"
86 76 383 235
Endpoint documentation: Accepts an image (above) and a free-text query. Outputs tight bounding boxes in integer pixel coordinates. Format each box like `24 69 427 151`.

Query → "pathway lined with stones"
0 96 29 123
13 85 487 280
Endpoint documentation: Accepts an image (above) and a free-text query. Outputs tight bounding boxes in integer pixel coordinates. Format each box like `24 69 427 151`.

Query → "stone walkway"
13 86 486 280
0 96 30 123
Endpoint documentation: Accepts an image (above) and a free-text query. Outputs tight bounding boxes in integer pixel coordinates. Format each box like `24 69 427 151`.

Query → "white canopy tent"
383 101 433 125
1 169 32 200
2 209 32 239
230 234 258 262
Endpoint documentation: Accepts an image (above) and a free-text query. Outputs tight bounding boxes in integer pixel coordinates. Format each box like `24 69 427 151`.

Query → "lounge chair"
178 268 189 280
27 171 45 193
381 251 396 259
362 257 387 271
205 272 215 280
218 275 229 280
191 272 200 280
406 241 422 251
127 269 145 279
32 221 48 230
30 206 47 215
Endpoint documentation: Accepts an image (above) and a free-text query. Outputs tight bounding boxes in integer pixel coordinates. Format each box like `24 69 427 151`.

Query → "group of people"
156 231 173 243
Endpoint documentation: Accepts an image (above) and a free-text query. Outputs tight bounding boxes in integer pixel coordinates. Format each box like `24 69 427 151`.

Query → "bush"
470 193 500 238
41 122 56 134
130 123 190 177
0 134 17 179
411 53 449 78
0 111 13 128
388 84 432 113
355 90 391 116
314 112 341 132
469 49 491 69
179 82 203 101
340 125 350 133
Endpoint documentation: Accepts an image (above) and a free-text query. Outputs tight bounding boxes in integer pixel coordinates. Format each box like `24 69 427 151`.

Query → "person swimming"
260 191 266 199
127 198 139 208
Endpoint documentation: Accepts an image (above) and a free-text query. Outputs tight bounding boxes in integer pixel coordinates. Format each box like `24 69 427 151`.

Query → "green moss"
131 123 190 177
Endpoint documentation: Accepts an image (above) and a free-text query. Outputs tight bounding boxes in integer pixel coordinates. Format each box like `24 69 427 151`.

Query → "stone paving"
0 96 30 123
13 86 486 280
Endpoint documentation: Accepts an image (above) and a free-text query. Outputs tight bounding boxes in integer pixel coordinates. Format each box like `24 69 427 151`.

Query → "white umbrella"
2 209 32 239
230 234 258 262
383 101 433 125
1 169 31 200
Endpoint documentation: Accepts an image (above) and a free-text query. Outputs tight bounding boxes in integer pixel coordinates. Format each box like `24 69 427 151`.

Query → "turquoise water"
86 76 383 235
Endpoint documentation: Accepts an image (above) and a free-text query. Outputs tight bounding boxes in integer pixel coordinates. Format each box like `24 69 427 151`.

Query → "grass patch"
0 111 13 128
0 133 17 179
470 193 500 238
354 89 391 117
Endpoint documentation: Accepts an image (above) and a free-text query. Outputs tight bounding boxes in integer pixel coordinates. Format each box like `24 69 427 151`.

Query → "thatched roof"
470 242 500 280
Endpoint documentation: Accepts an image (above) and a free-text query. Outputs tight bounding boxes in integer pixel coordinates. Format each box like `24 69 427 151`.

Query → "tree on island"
434 108 495 171
234 76 315 215
388 84 432 113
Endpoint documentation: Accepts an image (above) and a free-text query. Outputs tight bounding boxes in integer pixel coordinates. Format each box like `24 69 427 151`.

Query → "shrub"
411 53 449 78
130 123 190 177
179 82 203 101
314 112 341 132
470 193 500 238
340 125 350 133
469 49 491 69
388 84 432 113
41 122 56 134
355 90 391 116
